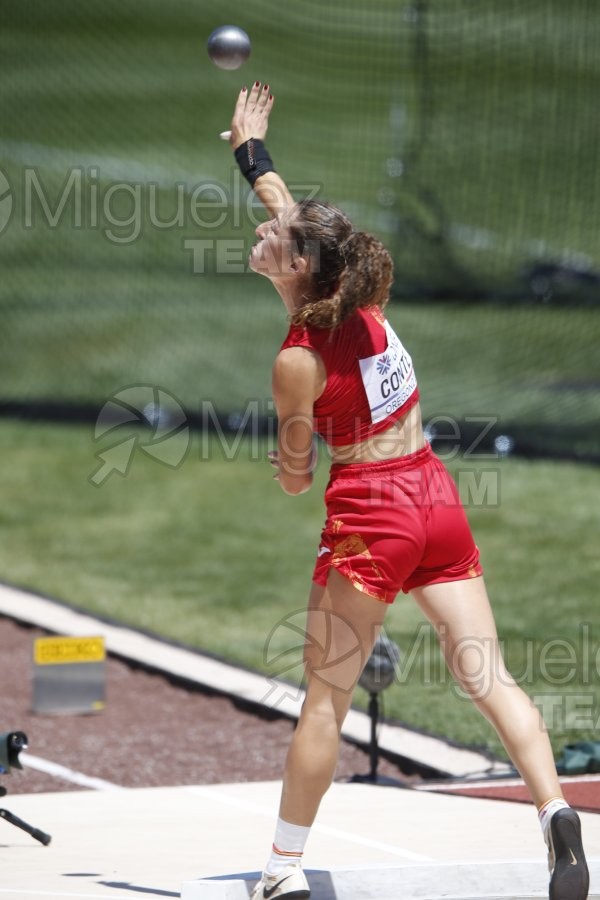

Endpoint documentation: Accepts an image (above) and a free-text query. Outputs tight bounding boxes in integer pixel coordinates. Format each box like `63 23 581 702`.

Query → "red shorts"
313 443 483 603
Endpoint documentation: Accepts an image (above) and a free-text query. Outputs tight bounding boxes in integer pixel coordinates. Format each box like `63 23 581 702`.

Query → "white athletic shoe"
250 863 310 899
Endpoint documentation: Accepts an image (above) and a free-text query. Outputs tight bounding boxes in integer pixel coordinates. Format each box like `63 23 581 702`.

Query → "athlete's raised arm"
227 83 294 218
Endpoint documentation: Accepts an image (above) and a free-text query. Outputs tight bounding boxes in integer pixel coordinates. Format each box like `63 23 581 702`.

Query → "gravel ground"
0 616 415 796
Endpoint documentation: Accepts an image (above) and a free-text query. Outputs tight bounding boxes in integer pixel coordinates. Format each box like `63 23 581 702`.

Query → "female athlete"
224 82 589 900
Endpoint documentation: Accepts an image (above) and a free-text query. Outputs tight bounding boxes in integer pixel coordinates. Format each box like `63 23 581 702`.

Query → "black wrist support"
234 138 275 187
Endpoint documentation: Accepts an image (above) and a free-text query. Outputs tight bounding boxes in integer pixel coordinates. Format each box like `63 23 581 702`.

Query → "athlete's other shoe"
547 807 589 900
250 863 310 899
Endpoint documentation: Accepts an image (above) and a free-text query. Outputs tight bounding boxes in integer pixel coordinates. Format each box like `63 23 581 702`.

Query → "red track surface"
425 776 600 814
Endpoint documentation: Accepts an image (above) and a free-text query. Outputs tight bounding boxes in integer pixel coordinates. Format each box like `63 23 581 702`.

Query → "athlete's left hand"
267 445 317 481
229 82 274 149
267 449 280 480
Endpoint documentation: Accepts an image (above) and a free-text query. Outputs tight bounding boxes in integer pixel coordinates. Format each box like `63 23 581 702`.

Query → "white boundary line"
186 786 431 862
21 752 123 792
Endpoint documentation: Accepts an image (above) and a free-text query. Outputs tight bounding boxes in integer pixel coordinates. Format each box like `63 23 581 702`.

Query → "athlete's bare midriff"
328 401 426 465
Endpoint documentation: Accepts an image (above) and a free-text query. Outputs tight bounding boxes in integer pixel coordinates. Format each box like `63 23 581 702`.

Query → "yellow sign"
34 636 106 666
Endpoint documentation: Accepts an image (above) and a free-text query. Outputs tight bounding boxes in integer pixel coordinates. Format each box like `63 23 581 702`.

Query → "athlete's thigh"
304 570 388 696
410 576 509 697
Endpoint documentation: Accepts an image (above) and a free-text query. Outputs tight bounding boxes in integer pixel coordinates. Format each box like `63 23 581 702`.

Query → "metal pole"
368 692 379 781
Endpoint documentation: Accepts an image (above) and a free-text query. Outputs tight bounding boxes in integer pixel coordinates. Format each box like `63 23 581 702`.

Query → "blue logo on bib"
376 354 391 375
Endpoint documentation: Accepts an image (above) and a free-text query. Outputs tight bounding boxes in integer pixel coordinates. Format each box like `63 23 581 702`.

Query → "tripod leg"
368 693 379 781
0 808 51 846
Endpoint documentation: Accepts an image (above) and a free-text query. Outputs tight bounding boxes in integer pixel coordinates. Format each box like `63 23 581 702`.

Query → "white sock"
538 797 569 843
264 818 310 875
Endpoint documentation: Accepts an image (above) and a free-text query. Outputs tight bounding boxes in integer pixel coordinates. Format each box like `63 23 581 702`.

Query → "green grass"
0 419 598 758
1 271 598 442
0 0 599 761
1 0 599 455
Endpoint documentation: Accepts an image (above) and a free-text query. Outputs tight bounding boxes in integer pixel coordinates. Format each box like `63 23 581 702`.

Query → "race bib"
358 320 417 424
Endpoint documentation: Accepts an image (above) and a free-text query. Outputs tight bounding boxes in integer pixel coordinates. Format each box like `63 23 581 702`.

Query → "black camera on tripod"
0 730 28 777
0 730 51 846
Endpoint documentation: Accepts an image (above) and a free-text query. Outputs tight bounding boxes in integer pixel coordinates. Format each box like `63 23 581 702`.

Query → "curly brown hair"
288 199 393 329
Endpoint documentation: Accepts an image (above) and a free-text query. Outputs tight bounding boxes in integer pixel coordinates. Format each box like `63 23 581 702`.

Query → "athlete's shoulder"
341 305 387 335
359 305 386 326
280 320 312 351
371 305 387 326
272 345 325 404
274 344 320 370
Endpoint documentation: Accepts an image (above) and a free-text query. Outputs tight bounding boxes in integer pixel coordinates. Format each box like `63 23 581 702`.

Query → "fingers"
259 89 274 118
233 84 249 117
246 82 271 113
267 449 279 473
250 86 273 139
256 94 273 131
259 85 273 114
248 80 262 106
229 83 274 145
242 82 271 108
234 81 264 117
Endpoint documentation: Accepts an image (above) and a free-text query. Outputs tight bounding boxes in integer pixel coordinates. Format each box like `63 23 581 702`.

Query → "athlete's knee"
302 680 352 730
298 694 337 731
461 670 523 729
446 635 512 701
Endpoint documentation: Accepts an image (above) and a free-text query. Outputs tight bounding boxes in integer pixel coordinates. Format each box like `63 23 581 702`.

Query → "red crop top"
280 306 419 446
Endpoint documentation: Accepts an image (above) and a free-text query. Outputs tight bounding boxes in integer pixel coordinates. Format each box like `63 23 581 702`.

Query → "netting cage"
0 0 598 460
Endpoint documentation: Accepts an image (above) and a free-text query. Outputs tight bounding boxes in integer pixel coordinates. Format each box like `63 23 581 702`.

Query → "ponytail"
289 202 393 330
